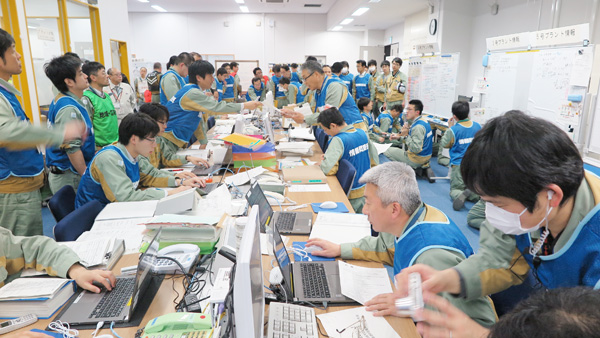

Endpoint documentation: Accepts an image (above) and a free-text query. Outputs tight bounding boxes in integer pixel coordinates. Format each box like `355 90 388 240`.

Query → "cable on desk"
110 321 123 338
223 263 237 337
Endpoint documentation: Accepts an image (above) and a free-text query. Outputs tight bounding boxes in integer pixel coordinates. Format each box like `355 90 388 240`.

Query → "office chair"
207 116 216 130
47 185 76 223
490 270 537 317
315 128 329 153
336 159 357 197
53 200 105 242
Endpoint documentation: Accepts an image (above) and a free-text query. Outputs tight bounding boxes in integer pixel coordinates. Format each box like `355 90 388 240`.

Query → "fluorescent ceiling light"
151 5 167 12
27 26 36 29
138 0 149 2
240 5 249 12
332 26 342 31
352 7 369 16
368 0 381 2
235 0 245 3
340 18 354 25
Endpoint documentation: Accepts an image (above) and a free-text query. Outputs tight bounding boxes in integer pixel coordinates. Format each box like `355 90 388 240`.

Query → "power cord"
48 320 78 338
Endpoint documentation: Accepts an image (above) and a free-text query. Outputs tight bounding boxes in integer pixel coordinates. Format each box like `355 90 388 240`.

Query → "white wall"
384 22 404 46
128 12 364 80
98 0 131 72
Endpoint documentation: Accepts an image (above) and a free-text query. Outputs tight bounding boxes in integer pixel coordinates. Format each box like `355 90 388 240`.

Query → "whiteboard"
482 46 594 134
406 53 460 119
215 59 259 95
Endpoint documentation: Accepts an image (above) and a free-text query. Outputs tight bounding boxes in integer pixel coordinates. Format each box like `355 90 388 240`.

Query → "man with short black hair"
278 77 303 105
230 61 242 98
214 67 229 102
76 113 205 208
374 103 403 142
253 66 269 85
105 67 136 123
373 60 390 116
353 59 372 102
317 107 378 213
383 99 435 182
45 55 96 194
163 61 262 147
340 60 354 92
385 57 407 109
0 29 86 236
441 101 482 210
290 63 301 83
330 62 343 79
82 61 118 149
159 52 192 104
147 62 162 103
246 77 266 102
268 64 286 108
190 52 202 61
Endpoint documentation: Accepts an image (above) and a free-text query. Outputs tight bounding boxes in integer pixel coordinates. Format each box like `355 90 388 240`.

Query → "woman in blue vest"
0 29 86 236
45 54 96 194
397 111 600 337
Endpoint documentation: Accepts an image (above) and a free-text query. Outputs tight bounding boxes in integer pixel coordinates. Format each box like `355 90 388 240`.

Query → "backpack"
147 71 161 93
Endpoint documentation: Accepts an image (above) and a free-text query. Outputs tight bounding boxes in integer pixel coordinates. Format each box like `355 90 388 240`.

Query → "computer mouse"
92 280 107 292
319 201 337 209
304 245 323 254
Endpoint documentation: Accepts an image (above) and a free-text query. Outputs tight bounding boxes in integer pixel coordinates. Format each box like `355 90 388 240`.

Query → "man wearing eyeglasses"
75 113 206 208
281 60 367 132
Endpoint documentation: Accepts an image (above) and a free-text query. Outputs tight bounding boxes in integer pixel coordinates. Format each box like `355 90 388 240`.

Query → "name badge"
114 101 121 109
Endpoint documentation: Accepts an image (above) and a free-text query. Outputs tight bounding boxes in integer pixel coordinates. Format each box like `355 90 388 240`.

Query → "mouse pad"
310 202 349 213
292 242 335 262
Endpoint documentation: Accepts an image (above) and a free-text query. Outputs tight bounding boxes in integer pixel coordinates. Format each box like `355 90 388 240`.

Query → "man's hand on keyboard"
175 171 197 179
68 264 116 293
305 238 340 258
186 156 209 168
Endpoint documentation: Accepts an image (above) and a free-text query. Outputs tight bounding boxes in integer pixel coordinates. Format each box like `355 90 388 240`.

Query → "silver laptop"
245 181 312 235
272 224 354 305
57 229 162 324
192 146 232 176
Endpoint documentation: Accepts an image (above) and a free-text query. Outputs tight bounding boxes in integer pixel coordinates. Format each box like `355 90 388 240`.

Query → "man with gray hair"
104 67 136 124
306 161 496 327
281 60 366 132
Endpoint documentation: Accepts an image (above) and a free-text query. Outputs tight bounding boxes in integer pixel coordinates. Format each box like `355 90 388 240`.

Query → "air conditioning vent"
304 4 322 7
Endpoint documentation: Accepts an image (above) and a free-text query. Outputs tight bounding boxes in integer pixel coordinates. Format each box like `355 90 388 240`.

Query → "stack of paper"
288 127 316 141
309 212 371 244
83 218 148 254
338 261 393 304
95 200 158 221
144 214 220 229
60 238 125 270
275 141 314 156
0 278 76 319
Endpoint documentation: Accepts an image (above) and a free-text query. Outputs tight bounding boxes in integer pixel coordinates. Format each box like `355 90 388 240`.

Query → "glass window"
67 1 94 61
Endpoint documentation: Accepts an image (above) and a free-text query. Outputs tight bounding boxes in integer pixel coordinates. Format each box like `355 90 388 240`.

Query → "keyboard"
198 183 220 195
267 302 318 338
90 277 136 319
299 263 331 299
275 212 297 231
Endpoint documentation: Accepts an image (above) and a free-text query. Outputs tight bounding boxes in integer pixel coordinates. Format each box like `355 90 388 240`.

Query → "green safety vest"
83 89 118 147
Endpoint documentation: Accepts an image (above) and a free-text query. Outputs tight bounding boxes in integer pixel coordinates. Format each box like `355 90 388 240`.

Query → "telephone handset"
143 312 212 338
153 244 200 274
264 191 286 205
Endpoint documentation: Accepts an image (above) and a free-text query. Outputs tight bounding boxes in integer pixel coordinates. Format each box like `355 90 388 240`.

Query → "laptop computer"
245 181 312 235
197 151 234 195
192 146 232 176
57 229 163 324
272 223 355 305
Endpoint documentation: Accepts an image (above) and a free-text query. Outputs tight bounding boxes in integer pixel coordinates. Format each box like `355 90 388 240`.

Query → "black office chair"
315 128 329 153
47 185 76 223
53 200 105 242
336 159 357 197
207 116 216 130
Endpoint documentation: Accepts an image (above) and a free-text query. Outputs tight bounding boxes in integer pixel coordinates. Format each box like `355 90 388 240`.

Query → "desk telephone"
154 244 200 274
143 312 212 338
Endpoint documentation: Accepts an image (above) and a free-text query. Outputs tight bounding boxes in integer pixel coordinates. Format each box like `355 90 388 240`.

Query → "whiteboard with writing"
407 53 460 119
482 46 594 133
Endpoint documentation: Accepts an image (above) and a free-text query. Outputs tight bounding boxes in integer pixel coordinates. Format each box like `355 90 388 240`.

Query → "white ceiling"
126 0 430 31
127 0 338 14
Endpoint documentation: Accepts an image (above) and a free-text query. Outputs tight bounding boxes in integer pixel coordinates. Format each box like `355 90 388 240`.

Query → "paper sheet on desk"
288 184 331 192
195 184 236 219
288 127 315 141
0 278 71 300
309 212 371 245
317 306 401 338
260 233 288 255
338 261 393 305
224 166 266 186
83 218 149 254
95 200 158 220
373 143 392 155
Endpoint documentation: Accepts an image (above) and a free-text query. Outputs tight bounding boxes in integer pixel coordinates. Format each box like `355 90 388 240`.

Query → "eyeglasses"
157 120 167 126
144 137 157 143
302 72 315 81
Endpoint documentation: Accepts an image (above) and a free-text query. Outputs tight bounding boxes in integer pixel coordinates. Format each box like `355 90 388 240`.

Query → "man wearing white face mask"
396 110 600 338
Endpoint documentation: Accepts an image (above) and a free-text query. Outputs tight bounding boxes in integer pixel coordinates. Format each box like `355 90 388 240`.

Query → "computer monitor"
233 207 264 338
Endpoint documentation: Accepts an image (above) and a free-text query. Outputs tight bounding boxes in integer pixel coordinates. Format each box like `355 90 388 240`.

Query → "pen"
166 169 184 172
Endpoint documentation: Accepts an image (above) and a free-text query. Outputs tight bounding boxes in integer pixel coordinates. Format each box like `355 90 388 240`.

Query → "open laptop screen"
272 224 294 298
245 182 274 232
131 228 161 316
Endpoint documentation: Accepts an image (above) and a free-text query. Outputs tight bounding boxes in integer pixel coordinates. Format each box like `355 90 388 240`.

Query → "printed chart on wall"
406 53 460 119
482 46 594 134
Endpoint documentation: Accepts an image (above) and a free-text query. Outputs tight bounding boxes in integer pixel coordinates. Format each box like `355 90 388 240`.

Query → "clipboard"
282 165 327 184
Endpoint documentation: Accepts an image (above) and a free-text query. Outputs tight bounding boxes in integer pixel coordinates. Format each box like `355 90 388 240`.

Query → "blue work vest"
291 72 301 83
46 94 96 172
333 128 371 193
449 120 481 166
159 69 186 105
354 73 371 99
314 77 363 126
272 76 285 99
0 85 44 180
361 112 374 131
290 81 305 102
216 81 224 102
246 83 264 101
75 145 140 208
410 116 433 157
375 112 393 133
223 76 235 99
394 206 474 275
516 203 600 289
164 84 204 145
340 73 354 92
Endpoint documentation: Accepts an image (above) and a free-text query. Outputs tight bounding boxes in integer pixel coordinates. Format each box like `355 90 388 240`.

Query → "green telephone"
143 312 212 338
